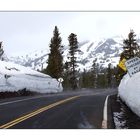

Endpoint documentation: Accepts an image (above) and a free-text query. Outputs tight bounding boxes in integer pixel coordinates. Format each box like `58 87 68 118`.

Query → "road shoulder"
107 94 140 129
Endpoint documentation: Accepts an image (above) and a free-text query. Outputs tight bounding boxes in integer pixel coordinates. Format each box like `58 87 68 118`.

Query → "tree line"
42 26 124 90
1 26 138 90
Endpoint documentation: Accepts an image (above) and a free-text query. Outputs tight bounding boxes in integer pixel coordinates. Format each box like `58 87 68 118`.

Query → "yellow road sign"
118 58 127 71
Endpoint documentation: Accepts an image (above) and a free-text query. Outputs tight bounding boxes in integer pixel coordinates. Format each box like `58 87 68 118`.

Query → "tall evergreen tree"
63 61 70 89
81 69 87 88
68 33 79 90
0 42 4 60
97 73 107 88
107 63 112 88
122 30 140 60
117 30 139 83
91 59 98 88
45 26 63 79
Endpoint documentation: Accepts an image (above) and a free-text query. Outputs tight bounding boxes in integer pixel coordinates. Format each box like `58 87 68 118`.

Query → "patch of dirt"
0 89 35 99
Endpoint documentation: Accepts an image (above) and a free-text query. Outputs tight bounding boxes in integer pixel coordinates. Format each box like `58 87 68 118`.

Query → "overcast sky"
1 12 140 56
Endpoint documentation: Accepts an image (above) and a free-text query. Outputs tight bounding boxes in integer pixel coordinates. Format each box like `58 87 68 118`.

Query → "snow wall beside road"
119 73 140 117
0 60 63 94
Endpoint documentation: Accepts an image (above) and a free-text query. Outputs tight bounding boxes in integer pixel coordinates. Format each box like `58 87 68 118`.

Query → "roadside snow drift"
119 73 140 117
0 60 63 93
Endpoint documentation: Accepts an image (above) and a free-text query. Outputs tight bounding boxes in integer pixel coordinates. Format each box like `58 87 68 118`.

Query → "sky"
1 12 140 56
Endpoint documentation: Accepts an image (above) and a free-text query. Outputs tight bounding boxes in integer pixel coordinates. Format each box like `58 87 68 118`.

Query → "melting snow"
113 112 127 129
0 60 63 94
119 72 140 117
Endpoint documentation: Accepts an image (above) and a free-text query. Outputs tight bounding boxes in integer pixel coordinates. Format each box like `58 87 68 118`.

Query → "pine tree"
91 59 98 88
68 33 79 90
111 66 118 87
45 26 63 79
81 69 87 88
97 73 106 88
117 30 139 83
63 61 70 90
107 63 112 88
122 29 140 60
0 42 4 60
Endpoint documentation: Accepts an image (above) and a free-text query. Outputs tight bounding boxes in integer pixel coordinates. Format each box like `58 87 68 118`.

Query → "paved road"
0 88 117 129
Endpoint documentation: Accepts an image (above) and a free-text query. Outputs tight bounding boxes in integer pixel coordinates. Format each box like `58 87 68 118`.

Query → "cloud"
1 12 140 56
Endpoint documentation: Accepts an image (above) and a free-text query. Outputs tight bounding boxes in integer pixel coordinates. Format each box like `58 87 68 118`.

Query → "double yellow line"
0 95 80 129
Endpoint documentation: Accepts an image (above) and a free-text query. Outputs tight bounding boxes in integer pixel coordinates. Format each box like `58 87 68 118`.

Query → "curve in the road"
0 95 80 129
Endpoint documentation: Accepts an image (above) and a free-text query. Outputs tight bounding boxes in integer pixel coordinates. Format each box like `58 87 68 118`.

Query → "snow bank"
0 60 63 93
119 73 140 117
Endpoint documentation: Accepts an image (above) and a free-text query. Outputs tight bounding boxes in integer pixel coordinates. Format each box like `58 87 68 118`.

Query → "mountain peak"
8 36 125 71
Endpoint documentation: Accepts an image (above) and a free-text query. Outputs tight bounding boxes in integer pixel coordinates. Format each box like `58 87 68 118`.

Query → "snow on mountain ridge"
8 36 124 71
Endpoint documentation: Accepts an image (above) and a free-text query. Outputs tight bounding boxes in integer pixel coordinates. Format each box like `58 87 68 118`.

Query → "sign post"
125 57 140 77
118 58 127 71
58 78 64 87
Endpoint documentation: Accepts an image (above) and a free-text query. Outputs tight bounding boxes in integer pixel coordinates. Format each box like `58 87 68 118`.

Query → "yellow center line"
0 95 81 129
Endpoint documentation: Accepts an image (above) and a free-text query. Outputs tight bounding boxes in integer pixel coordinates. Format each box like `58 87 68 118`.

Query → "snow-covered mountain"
9 36 125 71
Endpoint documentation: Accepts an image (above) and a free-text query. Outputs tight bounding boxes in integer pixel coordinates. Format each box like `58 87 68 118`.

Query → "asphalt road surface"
0 88 117 129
